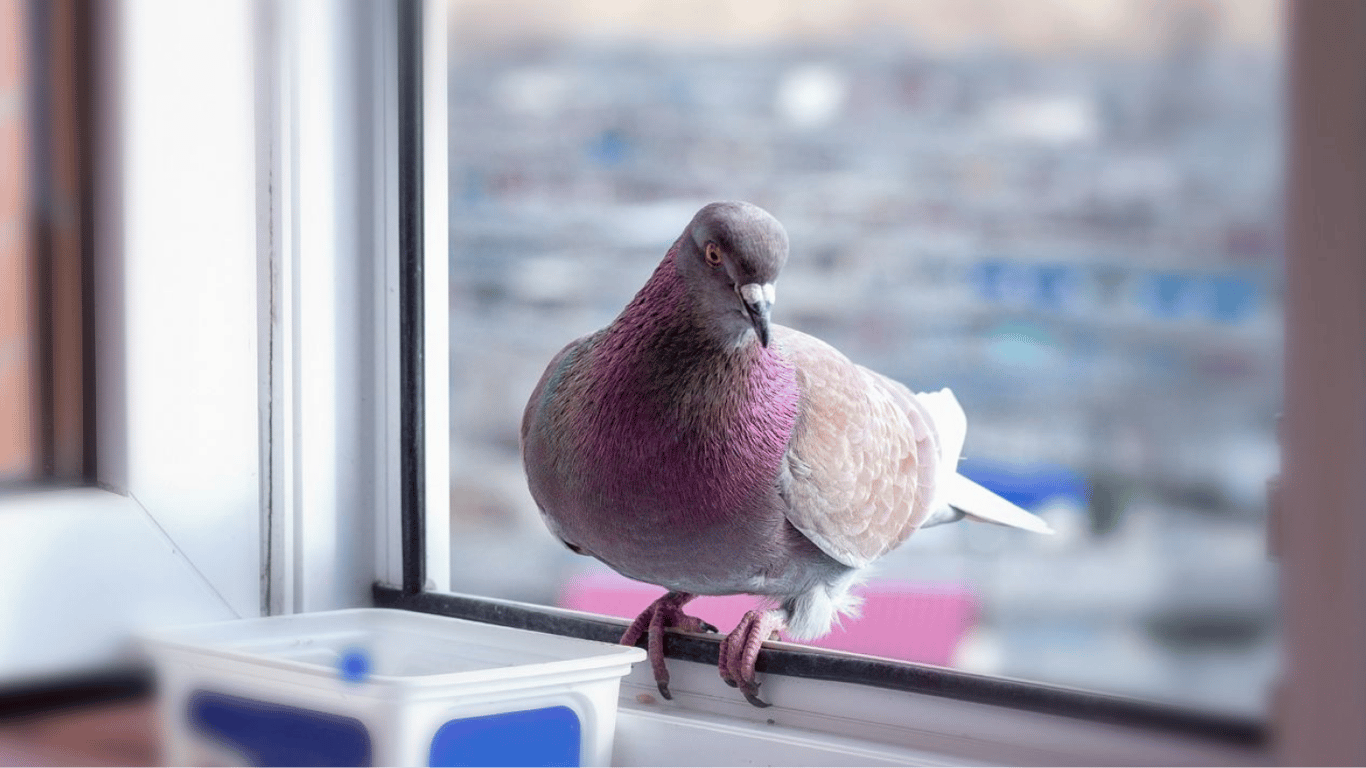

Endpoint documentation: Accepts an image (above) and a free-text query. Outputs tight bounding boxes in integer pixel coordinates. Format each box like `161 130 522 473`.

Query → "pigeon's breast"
595 348 795 511
540 339 803 586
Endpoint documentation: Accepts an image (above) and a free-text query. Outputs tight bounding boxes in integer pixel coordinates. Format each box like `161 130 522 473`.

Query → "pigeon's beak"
739 283 775 348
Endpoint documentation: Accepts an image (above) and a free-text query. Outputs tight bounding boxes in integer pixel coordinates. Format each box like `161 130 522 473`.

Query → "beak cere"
739 282 776 347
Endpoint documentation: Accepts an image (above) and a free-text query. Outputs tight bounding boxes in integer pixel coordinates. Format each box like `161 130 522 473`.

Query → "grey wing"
521 337 583 448
520 333 597 555
774 326 943 569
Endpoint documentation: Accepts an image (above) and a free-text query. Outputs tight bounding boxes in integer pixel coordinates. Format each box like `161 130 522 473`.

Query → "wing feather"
775 327 941 568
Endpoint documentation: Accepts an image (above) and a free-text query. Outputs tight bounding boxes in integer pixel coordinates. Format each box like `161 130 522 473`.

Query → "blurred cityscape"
446 0 1282 716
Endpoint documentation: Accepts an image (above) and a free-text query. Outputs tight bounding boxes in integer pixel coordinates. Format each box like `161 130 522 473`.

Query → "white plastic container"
141 608 644 767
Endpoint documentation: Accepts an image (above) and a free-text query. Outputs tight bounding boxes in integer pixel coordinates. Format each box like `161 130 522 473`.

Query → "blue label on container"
188 690 372 767
428 705 581 767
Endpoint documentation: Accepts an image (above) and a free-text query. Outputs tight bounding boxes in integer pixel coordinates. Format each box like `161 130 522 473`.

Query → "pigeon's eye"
704 242 723 267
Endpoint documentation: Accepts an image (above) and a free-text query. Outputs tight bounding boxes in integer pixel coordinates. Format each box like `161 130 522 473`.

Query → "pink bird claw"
619 591 713 701
718 608 786 709
651 642 673 700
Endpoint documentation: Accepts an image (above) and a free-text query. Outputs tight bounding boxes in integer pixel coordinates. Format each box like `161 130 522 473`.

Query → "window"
439 0 1281 720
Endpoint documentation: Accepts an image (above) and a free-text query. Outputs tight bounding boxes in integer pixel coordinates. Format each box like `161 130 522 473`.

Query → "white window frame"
0 0 455 684
255 0 449 616
0 1 263 684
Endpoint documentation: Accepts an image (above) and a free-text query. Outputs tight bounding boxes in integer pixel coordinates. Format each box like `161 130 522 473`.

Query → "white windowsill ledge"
0 488 240 684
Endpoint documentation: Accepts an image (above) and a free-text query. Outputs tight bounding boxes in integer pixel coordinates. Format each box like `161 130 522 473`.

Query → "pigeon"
521 201 1052 707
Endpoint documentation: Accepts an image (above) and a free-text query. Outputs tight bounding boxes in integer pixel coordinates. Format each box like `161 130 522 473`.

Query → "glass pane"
447 0 1282 716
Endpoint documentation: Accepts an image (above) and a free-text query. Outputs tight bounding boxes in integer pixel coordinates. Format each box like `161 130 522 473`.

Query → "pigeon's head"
677 201 788 347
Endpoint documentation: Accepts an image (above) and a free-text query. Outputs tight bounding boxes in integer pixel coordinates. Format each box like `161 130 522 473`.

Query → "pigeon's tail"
914 388 967 474
943 473 1055 535
913 387 1053 536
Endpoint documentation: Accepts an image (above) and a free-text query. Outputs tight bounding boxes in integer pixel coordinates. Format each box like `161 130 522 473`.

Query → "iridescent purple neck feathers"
554 247 799 525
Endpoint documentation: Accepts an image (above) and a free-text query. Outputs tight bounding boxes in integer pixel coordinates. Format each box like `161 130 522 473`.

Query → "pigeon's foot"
718 608 787 708
620 591 718 701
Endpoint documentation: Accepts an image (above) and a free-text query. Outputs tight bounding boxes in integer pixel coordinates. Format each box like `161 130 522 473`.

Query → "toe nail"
743 691 771 708
657 682 672 700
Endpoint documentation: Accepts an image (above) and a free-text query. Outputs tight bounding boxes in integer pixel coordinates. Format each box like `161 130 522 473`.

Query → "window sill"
373 584 1267 766
0 488 239 683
